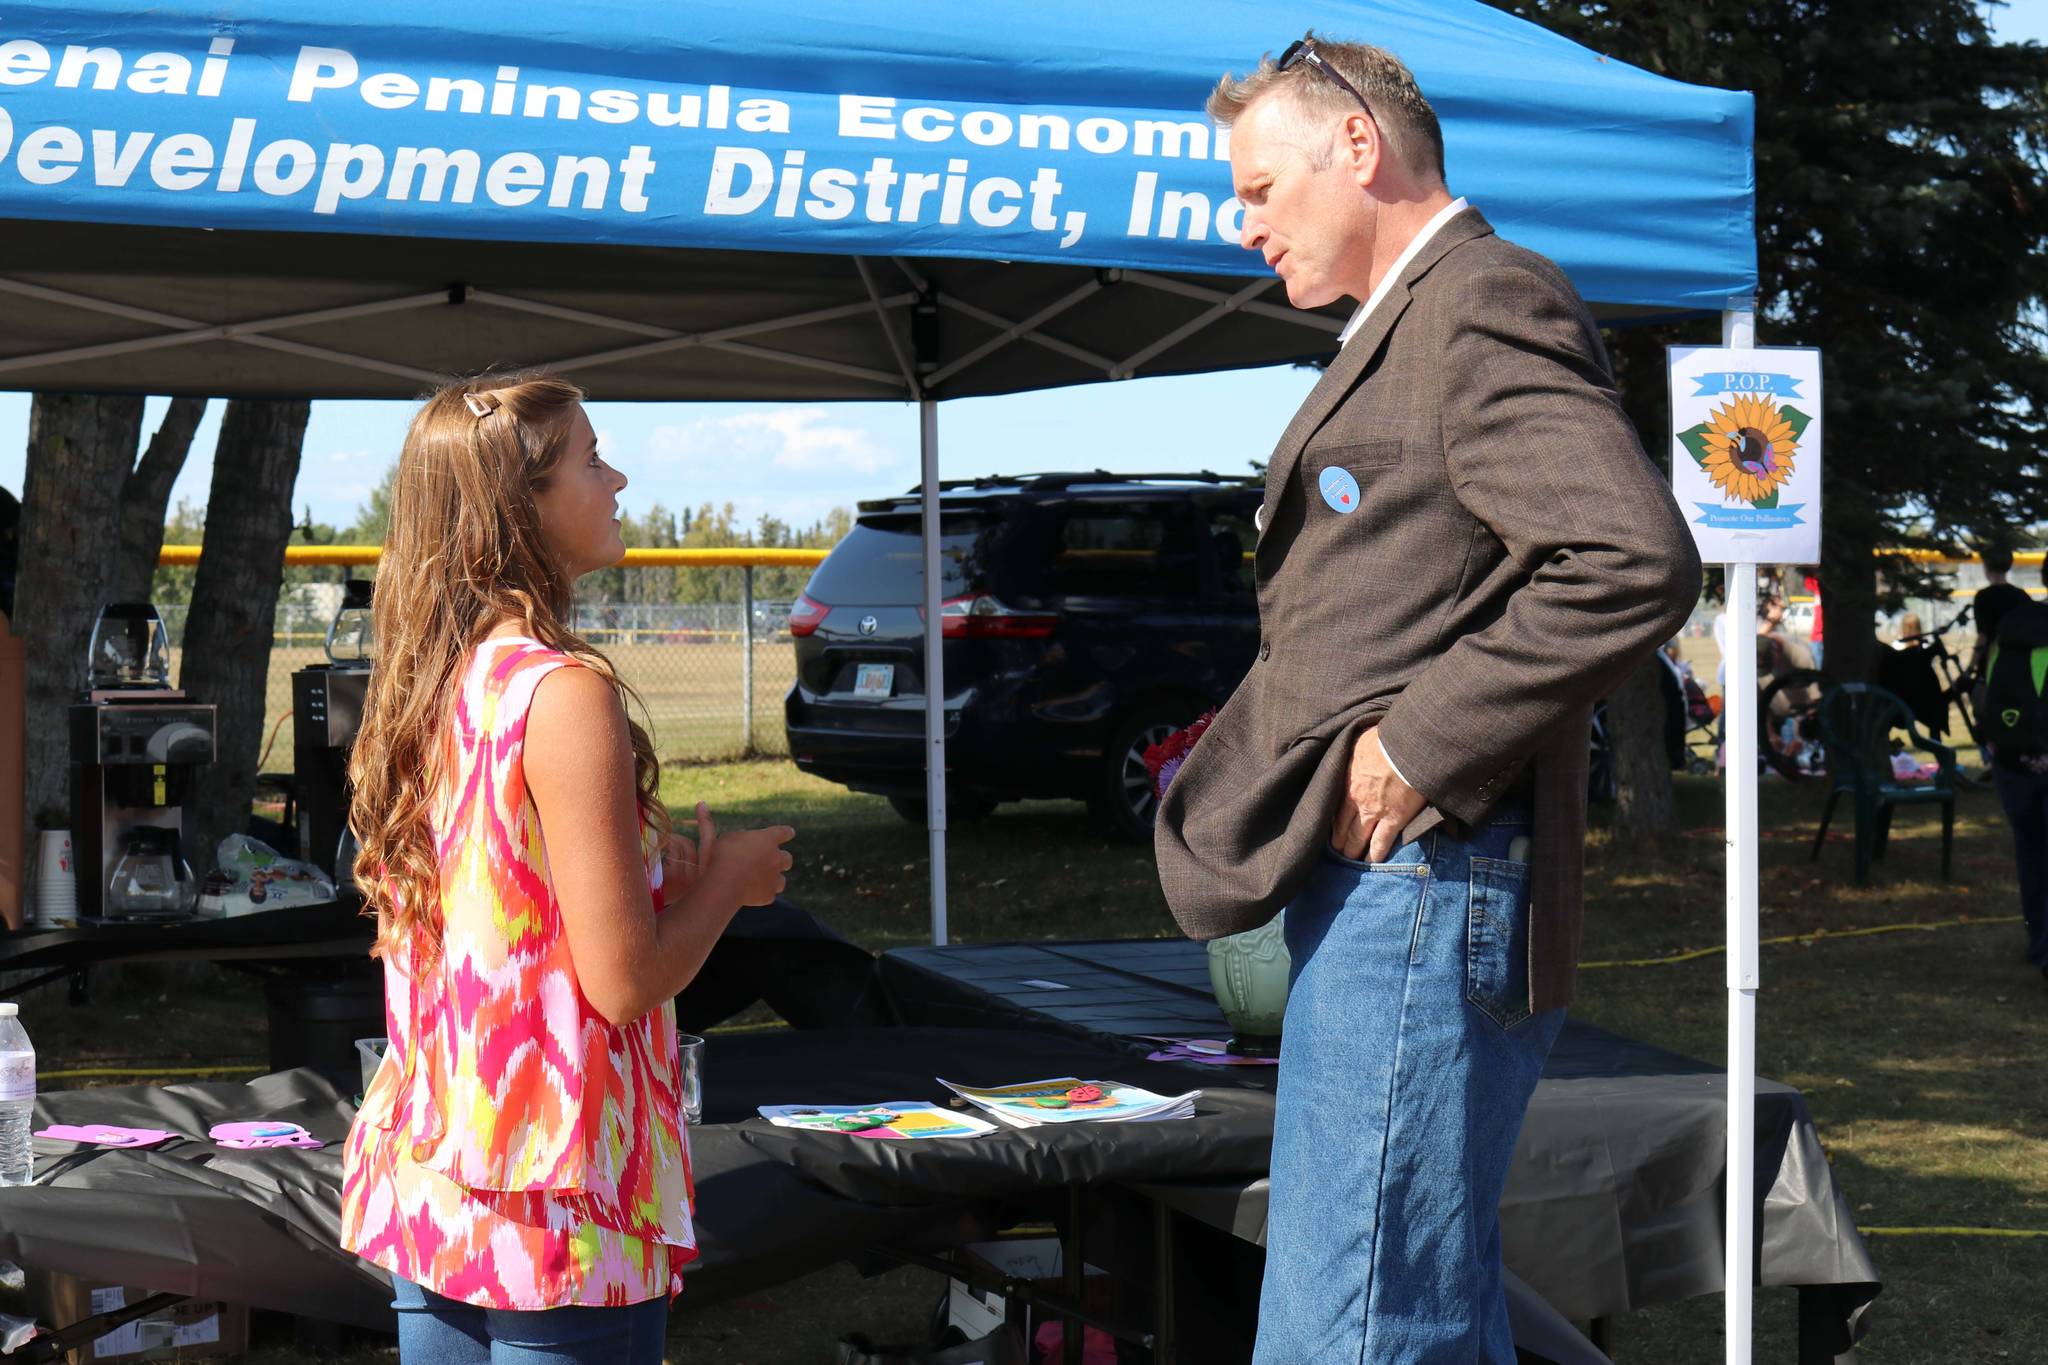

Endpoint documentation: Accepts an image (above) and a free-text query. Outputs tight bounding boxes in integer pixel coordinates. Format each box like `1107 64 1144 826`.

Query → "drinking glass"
678 1034 705 1126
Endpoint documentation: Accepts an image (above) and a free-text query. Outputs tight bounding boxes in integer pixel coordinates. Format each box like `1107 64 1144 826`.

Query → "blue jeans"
1992 765 2048 968
1254 807 1565 1364
390 1276 668 1365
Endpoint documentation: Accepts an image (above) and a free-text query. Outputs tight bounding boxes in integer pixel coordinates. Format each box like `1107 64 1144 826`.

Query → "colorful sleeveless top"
340 638 696 1308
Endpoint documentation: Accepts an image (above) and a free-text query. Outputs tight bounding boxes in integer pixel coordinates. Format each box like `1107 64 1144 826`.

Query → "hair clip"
463 391 501 418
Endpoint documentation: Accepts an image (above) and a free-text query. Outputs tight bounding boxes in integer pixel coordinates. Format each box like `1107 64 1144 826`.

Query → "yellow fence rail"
152 545 825 762
158 546 828 568
1894 549 2046 566
159 545 2038 570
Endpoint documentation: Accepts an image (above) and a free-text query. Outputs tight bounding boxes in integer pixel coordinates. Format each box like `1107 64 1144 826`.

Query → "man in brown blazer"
1154 36 1701 1362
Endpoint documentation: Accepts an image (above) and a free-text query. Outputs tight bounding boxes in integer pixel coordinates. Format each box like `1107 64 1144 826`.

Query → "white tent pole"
1721 301 1759 1365
920 396 949 945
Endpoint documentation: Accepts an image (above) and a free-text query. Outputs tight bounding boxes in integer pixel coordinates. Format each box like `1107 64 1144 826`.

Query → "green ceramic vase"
1205 912 1290 1058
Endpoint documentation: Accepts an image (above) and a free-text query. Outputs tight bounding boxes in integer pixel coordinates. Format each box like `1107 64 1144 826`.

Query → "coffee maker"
68 602 216 920
292 578 372 880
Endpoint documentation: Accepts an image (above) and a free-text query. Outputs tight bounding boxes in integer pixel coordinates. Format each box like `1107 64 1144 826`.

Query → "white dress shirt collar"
1336 196 1471 348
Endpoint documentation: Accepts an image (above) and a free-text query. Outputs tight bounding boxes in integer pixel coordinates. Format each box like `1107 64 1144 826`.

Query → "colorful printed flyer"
757 1102 996 1139
936 1077 1198 1126
1667 345 1824 565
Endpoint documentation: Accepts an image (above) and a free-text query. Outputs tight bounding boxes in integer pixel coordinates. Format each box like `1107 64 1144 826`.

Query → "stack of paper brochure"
936 1076 1199 1126
758 1101 997 1139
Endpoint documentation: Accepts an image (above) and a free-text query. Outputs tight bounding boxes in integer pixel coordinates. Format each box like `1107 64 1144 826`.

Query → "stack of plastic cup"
31 830 76 929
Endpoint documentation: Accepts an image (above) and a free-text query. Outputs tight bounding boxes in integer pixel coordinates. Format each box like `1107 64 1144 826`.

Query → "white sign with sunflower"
1666 345 1823 564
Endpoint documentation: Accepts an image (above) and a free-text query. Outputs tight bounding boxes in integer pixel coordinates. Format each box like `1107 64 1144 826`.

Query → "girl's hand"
660 829 701 907
694 803 796 909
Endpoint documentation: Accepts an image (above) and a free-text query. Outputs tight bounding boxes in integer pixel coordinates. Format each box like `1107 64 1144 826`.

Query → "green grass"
658 762 1178 951
189 638 801 778
677 761 2048 1362
12 761 2047 1361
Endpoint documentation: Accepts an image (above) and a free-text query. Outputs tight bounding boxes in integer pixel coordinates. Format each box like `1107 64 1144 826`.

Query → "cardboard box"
944 1238 1106 1343
27 1272 248 1364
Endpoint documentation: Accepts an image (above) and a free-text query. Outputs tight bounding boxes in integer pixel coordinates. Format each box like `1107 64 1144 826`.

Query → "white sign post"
1669 321 1823 1365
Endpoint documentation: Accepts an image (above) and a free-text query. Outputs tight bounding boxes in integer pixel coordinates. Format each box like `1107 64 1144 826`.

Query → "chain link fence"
158 567 806 773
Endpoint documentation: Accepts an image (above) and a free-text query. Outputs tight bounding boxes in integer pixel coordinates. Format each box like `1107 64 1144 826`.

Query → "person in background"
1716 589 1802 682
1801 572 1824 668
1758 593 1811 673
1877 610 1962 740
1978 557 2048 985
1657 641 1690 770
1971 544 2032 683
338 371 795 1364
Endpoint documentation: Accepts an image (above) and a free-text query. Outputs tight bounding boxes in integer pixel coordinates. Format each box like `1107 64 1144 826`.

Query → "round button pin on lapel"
1319 467 1360 514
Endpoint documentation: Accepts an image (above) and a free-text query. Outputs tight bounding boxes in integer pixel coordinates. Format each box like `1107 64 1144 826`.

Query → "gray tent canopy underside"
0 219 1344 401
0 219 1680 402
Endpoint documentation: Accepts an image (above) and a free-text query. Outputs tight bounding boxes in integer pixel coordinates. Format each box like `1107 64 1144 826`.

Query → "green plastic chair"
1809 683 1956 885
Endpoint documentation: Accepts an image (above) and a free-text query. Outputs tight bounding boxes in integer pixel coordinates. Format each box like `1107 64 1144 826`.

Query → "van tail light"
788 593 831 637
933 594 1059 640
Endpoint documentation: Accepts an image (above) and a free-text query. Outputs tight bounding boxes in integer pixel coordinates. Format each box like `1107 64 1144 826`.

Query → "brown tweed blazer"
1154 207 1701 1014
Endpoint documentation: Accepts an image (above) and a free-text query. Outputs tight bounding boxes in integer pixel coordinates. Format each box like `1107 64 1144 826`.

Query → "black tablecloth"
0 896 879 1032
0 931 1883 1357
879 941 1881 1337
0 1026 1274 1330
0 898 373 976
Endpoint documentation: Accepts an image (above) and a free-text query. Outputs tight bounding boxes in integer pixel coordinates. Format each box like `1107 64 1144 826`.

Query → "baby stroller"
1677 673 1719 775
1588 662 1719 802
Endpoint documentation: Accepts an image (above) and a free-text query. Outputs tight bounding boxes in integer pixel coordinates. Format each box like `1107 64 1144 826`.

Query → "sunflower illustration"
1699 394 1797 503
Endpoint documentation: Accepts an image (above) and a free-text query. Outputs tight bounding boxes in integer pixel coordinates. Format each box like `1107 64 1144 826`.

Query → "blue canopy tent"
0 2 1766 1353
0 0 1755 910
0 1 1755 389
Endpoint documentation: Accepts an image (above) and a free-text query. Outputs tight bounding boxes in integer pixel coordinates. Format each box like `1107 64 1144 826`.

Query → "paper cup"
34 830 72 881
30 889 75 929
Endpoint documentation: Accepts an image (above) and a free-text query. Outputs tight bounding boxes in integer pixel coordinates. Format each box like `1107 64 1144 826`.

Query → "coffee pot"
105 824 196 919
87 602 171 692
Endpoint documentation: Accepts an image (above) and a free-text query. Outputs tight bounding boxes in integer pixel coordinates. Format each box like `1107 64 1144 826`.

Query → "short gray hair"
1208 36 1446 184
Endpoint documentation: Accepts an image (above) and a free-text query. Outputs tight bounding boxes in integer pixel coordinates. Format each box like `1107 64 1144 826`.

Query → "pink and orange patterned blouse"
340 638 696 1309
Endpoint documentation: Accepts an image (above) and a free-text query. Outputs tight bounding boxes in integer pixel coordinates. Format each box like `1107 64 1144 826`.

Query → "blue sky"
0 367 1325 536
3 2 2041 532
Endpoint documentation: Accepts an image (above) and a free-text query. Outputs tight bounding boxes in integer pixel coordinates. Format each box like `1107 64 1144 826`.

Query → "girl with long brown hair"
338 372 794 1363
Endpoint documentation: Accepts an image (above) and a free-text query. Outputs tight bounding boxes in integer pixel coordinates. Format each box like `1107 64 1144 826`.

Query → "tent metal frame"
1720 302 1761 1365
0 251 1340 953
0 256 1339 395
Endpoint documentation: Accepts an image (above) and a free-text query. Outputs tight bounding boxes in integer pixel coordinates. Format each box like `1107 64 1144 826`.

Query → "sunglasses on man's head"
1277 35 1379 126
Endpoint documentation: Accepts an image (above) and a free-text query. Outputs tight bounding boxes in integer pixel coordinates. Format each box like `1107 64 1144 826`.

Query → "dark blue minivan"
784 473 1262 841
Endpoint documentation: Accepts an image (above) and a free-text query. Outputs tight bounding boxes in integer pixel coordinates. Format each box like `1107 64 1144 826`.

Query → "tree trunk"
110 398 207 604
1819 489 1882 686
1596 330 1700 831
1609 653 1684 840
179 399 309 871
15 394 146 834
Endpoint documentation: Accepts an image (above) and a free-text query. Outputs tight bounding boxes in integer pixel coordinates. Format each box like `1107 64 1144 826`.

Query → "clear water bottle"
0 1003 34 1187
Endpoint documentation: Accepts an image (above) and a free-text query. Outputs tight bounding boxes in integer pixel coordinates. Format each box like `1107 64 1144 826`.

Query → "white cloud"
641 408 901 476
312 447 380 467
645 422 703 463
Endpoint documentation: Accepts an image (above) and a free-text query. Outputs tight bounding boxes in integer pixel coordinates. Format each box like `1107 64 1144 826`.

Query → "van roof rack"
855 470 1254 513
911 470 1244 494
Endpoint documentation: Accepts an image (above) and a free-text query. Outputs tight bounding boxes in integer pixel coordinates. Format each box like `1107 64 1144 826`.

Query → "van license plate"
853 664 894 698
